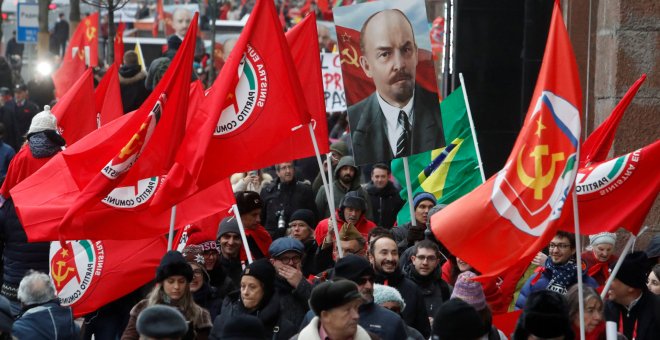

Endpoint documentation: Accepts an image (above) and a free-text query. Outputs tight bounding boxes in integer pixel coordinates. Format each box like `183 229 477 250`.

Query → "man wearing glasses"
515 231 598 310
404 240 451 323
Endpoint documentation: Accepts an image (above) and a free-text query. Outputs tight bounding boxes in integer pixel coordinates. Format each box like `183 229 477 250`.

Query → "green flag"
391 86 484 224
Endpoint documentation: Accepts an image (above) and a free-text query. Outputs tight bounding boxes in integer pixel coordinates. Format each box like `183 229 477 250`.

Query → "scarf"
27 131 63 158
532 258 578 295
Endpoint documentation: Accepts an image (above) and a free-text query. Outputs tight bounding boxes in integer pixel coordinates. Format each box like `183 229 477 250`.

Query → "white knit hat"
27 105 58 135
589 232 616 246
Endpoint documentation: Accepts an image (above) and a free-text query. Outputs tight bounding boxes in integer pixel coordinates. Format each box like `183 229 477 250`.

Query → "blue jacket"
12 300 80 339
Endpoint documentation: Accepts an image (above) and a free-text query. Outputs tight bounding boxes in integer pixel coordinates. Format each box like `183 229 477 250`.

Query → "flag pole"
459 73 486 182
600 227 647 300
167 205 176 250
572 141 585 340
308 123 343 257
402 156 416 227
232 204 254 264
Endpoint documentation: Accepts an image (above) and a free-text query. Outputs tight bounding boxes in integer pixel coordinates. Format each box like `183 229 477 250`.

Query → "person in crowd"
260 161 318 240
316 155 373 220
315 222 368 275
566 284 605 339
0 123 15 185
392 191 436 253
268 238 312 327
26 72 55 111
582 232 618 287
648 264 660 295
645 234 660 264
231 169 272 193
441 254 506 313
234 191 272 259
182 245 227 320
516 231 598 309
5 31 24 60
146 36 182 91
605 251 660 339
135 1 150 20
286 208 318 276
512 290 574 340
1 84 40 151
119 50 149 113
135 305 188 340
451 271 507 339
184 227 221 273
312 141 349 195
0 295 13 339
294 280 373 340
369 234 431 338
214 314 266 340
315 191 376 246
210 259 297 340
212 216 246 289
12 271 79 339
0 107 63 314
364 163 404 229
373 284 425 340
432 298 485 340
403 240 451 320
52 13 69 57
122 251 212 340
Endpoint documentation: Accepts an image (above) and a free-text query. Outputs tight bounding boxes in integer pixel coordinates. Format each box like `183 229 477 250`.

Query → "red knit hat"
185 226 218 253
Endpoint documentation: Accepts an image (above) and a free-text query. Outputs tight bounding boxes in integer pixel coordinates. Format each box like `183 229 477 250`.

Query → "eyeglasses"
414 255 438 262
277 255 301 265
548 243 571 250
354 276 374 285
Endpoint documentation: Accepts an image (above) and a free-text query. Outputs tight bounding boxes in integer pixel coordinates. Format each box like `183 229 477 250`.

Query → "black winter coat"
374 269 431 339
365 181 404 229
605 290 660 340
260 177 318 239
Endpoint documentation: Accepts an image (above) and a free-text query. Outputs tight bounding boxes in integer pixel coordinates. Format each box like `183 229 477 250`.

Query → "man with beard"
348 9 443 165
314 191 376 247
403 240 451 321
213 216 245 288
392 191 436 253
268 238 312 328
369 235 430 338
365 163 404 229
315 156 372 220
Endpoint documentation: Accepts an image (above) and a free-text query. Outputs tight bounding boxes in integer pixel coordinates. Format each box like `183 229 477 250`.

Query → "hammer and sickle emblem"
118 122 148 160
52 261 75 288
341 45 360 68
516 144 565 200
86 25 97 41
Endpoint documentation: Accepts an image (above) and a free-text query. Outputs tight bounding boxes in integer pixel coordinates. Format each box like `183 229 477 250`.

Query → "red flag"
150 0 311 211
49 238 167 317
56 14 199 241
430 1 582 278
53 13 99 98
114 22 126 67
568 140 660 235
51 69 97 145
94 63 124 127
580 74 647 167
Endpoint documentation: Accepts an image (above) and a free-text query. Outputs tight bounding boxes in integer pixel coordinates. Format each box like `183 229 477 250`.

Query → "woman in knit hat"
286 208 318 276
582 232 618 287
182 245 230 320
451 271 507 340
122 251 213 340
209 259 296 340
566 284 605 340
372 284 425 340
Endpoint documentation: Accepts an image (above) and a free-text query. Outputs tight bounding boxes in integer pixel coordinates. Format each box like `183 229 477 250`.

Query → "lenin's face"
172 9 193 37
359 10 418 108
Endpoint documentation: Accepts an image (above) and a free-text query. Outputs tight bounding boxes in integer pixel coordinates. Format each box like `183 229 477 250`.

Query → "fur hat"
372 283 406 311
521 290 572 338
309 280 363 315
289 209 317 229
136 305 188 338
615 251 649 289
450 271 487 311
589 232 616 247
340 191 366 212
268 237 304 258
27 105 58 135
333 254 374 283
235 191 263 215
217 216 240 239
432 298 485 339
219 315 266 340
156 250 193 283
413 192 436 210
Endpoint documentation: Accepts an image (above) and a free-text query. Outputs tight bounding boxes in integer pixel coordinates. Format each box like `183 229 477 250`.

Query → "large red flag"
94 63 124 127
51 68 96 145
430 1 582 278
114 22 126 67
49 237 166 317
53 13 99 98
580 74 647 167
151 0 311 211
568 139 660 235
56 14 199 240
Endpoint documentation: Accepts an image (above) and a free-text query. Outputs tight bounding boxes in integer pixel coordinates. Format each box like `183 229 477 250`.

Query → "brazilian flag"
391 86 484 224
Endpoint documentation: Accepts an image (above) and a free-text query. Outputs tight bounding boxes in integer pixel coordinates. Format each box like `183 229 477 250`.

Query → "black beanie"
333 254 374 283
340 191 366 212
136 305 188 338
156 250 194 283
235 191 263 215
432 298 485 339
242 259 276 304
309 280 363 315
220 315 266 340
522 290 572 339
615 251 649 289
289 209 317 229
217 216 241 239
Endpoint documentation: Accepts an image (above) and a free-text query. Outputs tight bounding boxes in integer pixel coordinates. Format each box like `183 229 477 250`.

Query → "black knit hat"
289 209 317 229
432 298 485 339
242 259 276 303
522 290 572 338
615 251 649 289
333 254 374 283
156 250 194 283
235 191 263 215
217 216 240 239
309 280 363 315
219 315 266 340
136 305 188 338
340 191 366 212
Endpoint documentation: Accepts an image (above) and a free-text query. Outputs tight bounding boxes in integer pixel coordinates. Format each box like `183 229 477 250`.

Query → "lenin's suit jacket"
348 84 444 165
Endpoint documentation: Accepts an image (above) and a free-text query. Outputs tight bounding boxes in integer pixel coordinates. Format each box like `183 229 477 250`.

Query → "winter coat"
260 177 318 239
301 238 319 277
374 269 431 339
315 156 374 221
230 172 273 193
357 301 409 340
118 64 149 113
365 181 404 229
122 299 212 340
314 210 376 246
605 290 660 340
12 300 80 340
392 222 427 254
210 291 297 340
292 316 375 340
0 99 40 151
404 264 451 317
581 250 618 287
193 281 226 320
273 276 311 328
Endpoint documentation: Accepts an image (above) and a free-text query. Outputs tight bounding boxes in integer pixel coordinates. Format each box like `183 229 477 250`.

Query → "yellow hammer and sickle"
118 122 148 160
86 26 97 41
516 144 565 200
52 260 75 288
341 45 360 68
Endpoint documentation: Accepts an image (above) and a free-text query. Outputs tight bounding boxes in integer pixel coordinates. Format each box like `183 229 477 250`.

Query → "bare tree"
70 0 82 34
82 0 131 65
37 0 51 58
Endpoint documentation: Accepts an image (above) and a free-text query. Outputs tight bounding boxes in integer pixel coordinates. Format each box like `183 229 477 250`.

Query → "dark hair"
371 163 390 175
368 234 396 257
566 284 601 324
367 227 392 243
554 231 576 250
275 161 294 171
413 240 439 256
359 9 416 54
